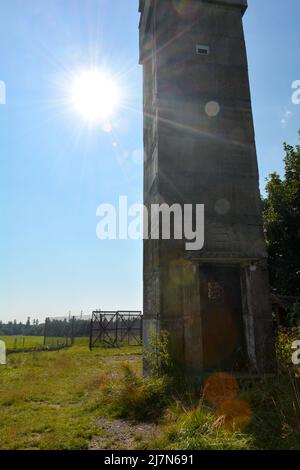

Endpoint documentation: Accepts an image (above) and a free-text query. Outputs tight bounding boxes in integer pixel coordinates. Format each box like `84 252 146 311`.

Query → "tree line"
0 317 45 336
0 316 93 338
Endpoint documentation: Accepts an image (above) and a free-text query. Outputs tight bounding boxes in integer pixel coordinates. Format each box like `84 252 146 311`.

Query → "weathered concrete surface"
140 0 275 375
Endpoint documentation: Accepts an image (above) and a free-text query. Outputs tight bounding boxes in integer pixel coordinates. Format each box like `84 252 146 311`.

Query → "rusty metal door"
200 265 246 371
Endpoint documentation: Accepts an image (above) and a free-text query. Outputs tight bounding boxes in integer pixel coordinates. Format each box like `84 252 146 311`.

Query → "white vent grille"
196 45 210 56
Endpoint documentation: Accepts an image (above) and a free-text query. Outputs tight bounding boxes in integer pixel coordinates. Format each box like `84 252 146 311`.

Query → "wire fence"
2 311 143 353
0 336 45 352
43 315 92 349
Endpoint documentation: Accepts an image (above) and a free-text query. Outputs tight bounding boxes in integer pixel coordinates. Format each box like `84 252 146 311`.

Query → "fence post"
89 316 93 351
156 311 159 372
43 318 49 347
115 313 119 346
71 316 75 346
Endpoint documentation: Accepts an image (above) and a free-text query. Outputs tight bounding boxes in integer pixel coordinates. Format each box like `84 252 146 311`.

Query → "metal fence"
0 336 45 353
1 311 143 354
89 311 143 349
43 315 92 349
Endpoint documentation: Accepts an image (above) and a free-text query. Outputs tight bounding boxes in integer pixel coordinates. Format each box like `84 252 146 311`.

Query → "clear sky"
0 0 299 323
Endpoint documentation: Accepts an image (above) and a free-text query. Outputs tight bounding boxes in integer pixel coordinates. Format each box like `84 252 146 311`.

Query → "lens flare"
172 0 195 17
216 399 252 431
203 372 238 407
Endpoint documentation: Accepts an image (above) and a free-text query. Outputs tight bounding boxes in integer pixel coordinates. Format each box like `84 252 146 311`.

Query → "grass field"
0 345 299 450
0 336 45 351
0 346 143 449
0 335 91 351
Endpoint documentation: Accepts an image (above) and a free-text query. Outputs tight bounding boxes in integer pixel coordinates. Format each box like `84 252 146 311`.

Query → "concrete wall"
140 0 275 375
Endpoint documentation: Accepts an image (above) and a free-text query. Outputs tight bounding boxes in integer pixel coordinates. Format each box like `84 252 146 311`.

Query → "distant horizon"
0 308 144 325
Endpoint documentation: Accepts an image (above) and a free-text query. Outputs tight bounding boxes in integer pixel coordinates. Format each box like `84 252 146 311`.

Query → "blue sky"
0 0 299 323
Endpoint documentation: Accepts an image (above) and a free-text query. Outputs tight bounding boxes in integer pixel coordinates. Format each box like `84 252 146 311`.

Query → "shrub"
100 362 171 422
146 330 174 376
288 302 300 327
239 373 300 449
276 327 299 367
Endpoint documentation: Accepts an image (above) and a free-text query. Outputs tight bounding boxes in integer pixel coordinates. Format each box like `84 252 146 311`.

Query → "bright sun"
71 69 120 123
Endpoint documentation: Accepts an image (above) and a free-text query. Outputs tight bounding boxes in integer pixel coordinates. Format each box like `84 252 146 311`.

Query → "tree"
263 132 300 296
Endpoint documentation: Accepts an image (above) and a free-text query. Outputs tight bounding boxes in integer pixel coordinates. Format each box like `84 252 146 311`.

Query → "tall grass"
97 329 300 450
99 362 171 422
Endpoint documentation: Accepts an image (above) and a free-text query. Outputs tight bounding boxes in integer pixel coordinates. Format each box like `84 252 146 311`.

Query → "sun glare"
71 69 120 124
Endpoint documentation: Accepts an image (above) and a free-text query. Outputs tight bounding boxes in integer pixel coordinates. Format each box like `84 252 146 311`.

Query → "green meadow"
0 335 91 352
0 343 299 450
0 336 44 351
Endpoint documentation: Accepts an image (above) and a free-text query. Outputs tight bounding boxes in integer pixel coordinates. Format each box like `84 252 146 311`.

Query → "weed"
100 362 171 422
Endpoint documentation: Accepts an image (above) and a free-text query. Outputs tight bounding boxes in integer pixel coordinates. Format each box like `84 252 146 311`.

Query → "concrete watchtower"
139 0 275 374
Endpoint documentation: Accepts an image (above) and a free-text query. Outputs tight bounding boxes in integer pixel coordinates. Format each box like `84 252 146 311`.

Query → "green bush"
145 330 174 376
101 362 171 422
276 327 299 367
288 302 300 327
239 373 300 449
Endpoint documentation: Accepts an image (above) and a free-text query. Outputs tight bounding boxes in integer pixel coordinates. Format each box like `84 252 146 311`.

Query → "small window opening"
196 45 210 56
